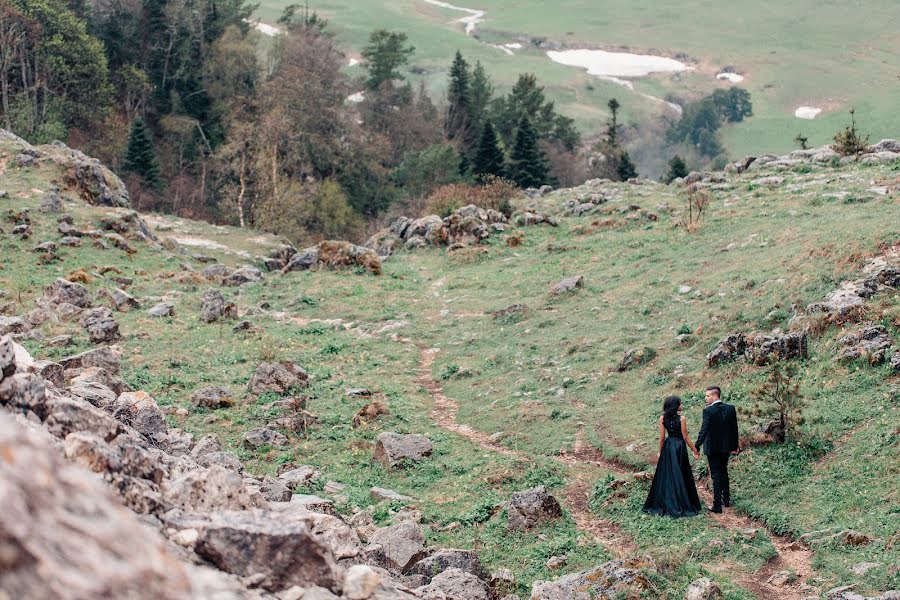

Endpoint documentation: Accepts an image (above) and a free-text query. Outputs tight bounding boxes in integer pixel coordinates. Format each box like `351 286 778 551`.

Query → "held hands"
692 449 700 460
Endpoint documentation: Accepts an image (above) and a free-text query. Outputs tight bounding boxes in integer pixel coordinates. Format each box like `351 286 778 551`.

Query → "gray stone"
0 336 15 380
248 361 309 395
45 278 92 308
191 385 235 409
147 302 175 318
707 333 747 367
194 510 343 593
80 307 121 343
368 521 427 572
0 316 27 336
260 476 292 502
59 346 121 374
112 288 140 312
163 466 254 512
373 432 433 468
68 381 117 408
111 391 167 441
417 568 489 600
283 248 320 272
685 577 723 600
222 266 263 287
44 394 122 441
530 560 649 600
370 487 413 503
278 465 322 490
408 550 487 584
550 275 584 295
507 485 562 531
200 288 237 323
242 427 289 449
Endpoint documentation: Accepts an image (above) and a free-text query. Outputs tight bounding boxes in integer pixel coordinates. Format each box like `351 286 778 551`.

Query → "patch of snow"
422 0 485 35
716 72 744 83
546 49 690 78
348 58 360 67
795 106 822 119
247 20 282 36
490 44 514 56
504 42 523 50
171 237 230 251
347 91 365 104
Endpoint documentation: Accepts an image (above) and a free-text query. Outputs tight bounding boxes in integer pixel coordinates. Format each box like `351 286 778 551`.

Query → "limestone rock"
416 567 489 600
507 485 561 531
194 509 343 593
163 465 254 512
530 560 649 599
111 391 167 441
550 275 583 295
248 361 310 395
278 465 322 490
0 414 191 599
373 432 433 468
147 302 175 318
707 333 746 367
191 385 235 409
368 521 427 572
685 577 723 600
200 288 237 323
407 549 488 584
59 346 121 374
45 278 92 308
222 266 263 287
242 427 289 449
80 307 121 343
112 288 140 312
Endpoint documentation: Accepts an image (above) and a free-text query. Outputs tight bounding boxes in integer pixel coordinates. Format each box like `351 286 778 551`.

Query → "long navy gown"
642 415 702 518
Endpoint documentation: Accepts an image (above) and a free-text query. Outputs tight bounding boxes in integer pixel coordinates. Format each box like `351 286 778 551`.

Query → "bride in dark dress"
642 395 703 517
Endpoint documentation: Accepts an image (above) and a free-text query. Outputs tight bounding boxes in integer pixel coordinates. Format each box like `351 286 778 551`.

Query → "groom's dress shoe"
723 501 731 507
707 505 723 514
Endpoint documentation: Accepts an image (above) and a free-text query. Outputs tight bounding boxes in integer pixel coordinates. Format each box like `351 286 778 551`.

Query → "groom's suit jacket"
695 402 739 455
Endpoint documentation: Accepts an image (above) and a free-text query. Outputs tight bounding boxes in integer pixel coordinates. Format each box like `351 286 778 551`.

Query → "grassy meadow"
253 0 900 161
2 134 899 597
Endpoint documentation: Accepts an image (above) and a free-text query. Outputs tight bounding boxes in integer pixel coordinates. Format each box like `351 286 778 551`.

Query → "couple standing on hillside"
642 386 739 517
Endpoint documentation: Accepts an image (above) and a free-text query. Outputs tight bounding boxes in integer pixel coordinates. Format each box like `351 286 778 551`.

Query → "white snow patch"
795 106 822 119
504 43 523 50
171 237 230 251
547 49 690 78
716 72 744 83
490 44 514 56
347 91 365 104
348 58 360 67
248 21 282 36
422 0 485 35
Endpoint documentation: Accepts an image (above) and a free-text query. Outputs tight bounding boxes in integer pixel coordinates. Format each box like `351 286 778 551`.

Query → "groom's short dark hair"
706 385 721 398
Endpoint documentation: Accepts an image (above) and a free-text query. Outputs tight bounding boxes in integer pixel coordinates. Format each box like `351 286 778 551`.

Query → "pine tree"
361 30 414 91
750 359 805 443
607 98 620 145
473 120 505 180
120 118 162 190
664 155 688 183
445 51 471 145
509 116 549 188
467 61 493 151
616 151 637 181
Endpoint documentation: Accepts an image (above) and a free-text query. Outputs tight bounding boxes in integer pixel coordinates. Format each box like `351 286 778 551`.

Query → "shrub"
750 358 805 443
424 176 518 218
832 109 869 156
676 185 710 232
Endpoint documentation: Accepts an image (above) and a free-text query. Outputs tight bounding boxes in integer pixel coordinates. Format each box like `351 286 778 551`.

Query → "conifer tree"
467 61 493 152
445 51 471 144
473 120 505 180
616 151 637 181
362 30 414 91
509 116 549 188
664 155 688 183
121 118 162 190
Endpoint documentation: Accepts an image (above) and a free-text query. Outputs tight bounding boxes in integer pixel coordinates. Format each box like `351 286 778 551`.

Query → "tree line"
0 0 754 242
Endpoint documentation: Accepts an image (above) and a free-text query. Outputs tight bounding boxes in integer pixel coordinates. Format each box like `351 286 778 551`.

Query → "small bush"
424 177 518 218
832 109 869 156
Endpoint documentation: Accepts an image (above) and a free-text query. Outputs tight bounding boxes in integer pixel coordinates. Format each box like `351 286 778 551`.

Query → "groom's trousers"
707 452 731 508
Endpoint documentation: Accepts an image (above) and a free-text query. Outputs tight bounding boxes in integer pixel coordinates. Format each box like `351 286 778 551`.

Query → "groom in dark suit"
693 385 739 513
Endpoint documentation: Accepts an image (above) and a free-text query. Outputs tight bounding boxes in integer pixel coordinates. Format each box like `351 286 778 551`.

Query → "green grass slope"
254 0 900 159
2 134 899 598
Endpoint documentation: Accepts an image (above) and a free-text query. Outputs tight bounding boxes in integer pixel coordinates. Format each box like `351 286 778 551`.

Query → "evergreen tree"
361 29 414 91
467 61 493 150
664 155 688 183
509 116 549 188
444 51 471 144
473 120 505 180
607 98 620 145
121 118 162 190
491 74 579 150
616 151 637 181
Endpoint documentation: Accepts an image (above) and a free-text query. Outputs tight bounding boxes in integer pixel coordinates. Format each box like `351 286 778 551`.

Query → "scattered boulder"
744 331 808 365
259 476 292 502
111 288 140 312
163 465 254 512
417 567 490 600
39 190 63 213
191 385 235 409
550 275 583 295
507 485 561 531
200 289 237 323
514 212 558 227
194 510 343 593
278 465 322 490
222 266 264 287
616 347 656 371
59 346 120 374
242 427 288 449
147 302 175 318
530 559 650 599
370 487 413 503
373 432 432 468
80 307 121 344
408 550 488 584
707 333 747 367
836 325 894 364
684 577 723 600
111 391 167 441
285 241 381 276
45 278 92 308
368 521 427 572
248 361 309 395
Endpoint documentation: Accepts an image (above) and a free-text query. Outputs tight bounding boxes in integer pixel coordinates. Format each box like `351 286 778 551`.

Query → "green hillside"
253 0 900 158
2 132 899 598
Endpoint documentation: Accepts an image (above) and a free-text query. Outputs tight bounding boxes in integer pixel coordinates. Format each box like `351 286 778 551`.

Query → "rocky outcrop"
836 325 894 364
283 241 381 275
507 485 561 531
684 577 723 600
373 432 433 468
367 521 427 572
530 559 650 599
707 331 808 367
364 205 510 257
807 258 900 319
248 361 309 395
416 567 490 600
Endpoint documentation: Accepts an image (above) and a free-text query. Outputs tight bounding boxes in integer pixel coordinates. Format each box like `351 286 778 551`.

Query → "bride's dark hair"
662 395 681 425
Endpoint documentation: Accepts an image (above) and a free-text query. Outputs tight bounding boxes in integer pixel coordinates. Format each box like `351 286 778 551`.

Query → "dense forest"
0 0 751 243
